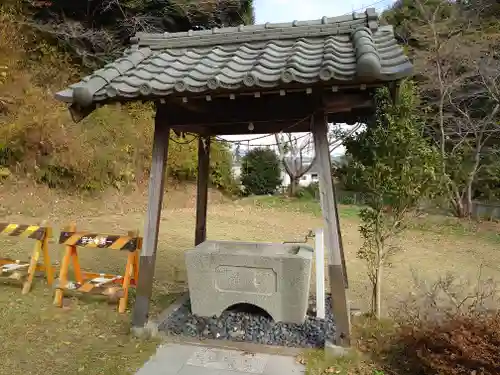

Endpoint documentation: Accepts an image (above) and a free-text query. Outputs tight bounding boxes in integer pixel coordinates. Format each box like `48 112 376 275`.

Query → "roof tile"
55 9 413 107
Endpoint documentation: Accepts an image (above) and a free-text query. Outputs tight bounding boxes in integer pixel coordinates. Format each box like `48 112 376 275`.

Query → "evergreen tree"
240 148 282 195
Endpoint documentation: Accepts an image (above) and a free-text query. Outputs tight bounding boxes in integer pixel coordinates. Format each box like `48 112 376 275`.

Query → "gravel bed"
159 295 335 348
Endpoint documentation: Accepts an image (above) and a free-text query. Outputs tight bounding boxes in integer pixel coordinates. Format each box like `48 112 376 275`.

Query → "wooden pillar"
195 136 211 246
312 110 351 348
132 112 170 328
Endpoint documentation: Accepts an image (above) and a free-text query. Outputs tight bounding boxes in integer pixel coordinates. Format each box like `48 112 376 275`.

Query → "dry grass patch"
0 285 160 375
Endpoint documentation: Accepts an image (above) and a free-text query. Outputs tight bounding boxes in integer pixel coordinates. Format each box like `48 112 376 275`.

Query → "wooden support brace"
312 110 351 348
333 183 349 288
132 112 171 328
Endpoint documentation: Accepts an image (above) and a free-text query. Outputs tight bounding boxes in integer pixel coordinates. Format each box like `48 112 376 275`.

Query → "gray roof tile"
55 9 413 107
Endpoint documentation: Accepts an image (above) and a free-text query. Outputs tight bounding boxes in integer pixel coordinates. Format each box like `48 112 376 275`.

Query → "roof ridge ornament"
351 27 381 79
365 7 378 31
72 48 153 107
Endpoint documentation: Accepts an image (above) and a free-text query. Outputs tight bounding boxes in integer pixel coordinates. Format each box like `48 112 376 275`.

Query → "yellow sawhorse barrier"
0 222 54 294
53 224 141 313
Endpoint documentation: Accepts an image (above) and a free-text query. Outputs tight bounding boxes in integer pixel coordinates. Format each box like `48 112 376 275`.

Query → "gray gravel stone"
159 295 335 348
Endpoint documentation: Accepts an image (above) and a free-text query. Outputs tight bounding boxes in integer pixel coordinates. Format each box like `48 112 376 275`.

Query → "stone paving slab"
135 343 305 375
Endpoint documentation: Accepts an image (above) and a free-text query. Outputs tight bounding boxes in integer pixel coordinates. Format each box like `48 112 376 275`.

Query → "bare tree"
414 0 500 216
275 123 363 196
447 61 500 213
275 133 314 196
22 0 254 69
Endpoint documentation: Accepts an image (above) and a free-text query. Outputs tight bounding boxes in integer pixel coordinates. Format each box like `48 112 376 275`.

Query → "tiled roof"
55 8 413 108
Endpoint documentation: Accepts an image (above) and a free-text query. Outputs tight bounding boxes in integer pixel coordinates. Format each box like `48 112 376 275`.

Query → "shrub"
389 273 500 375
296 181 319 200
338 192 357 205
400 313 500 375
240 147 281 195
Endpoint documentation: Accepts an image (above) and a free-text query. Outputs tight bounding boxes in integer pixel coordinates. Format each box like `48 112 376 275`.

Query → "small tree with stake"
346 80 440 318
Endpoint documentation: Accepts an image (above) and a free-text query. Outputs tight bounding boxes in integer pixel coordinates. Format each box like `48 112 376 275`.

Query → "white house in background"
232 156 320 189
232 154 345 189
280 156 319 187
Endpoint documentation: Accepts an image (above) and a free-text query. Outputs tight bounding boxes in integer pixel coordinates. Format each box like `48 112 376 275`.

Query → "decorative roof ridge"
130 8 379 49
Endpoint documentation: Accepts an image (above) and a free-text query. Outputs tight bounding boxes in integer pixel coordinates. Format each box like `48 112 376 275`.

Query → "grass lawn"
0 181 499 375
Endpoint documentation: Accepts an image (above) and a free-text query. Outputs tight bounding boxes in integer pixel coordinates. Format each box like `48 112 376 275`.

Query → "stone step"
135 343 305 375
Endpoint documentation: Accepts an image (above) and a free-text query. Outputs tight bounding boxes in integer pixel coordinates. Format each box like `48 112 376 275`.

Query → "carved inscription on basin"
214 266 277 296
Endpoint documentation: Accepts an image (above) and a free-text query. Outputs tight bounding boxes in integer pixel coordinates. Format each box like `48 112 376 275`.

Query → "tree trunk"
464 143 482 218
466 181 473 218
289 176 299 197
449 183 466 218
452 196 466 218
375 264 382 319
370 277 376 317
369 266 383 319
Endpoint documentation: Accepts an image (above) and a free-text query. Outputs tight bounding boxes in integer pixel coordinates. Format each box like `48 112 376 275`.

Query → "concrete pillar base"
131 321 160 340
324 340 351 358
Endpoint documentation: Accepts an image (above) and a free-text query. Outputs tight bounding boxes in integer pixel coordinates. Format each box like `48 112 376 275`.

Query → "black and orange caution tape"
0 223 47 240
58 232 139 251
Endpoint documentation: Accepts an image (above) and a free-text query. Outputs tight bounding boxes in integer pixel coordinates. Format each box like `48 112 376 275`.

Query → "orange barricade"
0 222 54 294
53 224 141 313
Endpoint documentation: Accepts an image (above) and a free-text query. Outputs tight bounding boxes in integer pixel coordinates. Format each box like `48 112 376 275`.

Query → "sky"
220 0 397 155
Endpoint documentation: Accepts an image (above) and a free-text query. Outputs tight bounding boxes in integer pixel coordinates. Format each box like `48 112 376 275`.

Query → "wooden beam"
160 92 373 127
163 93 318 125
170 108 374 136
322 95 372 114
312 110 351 348
328 111 372 125
195 136 211 246
173 117 312 136
132 110 170 328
